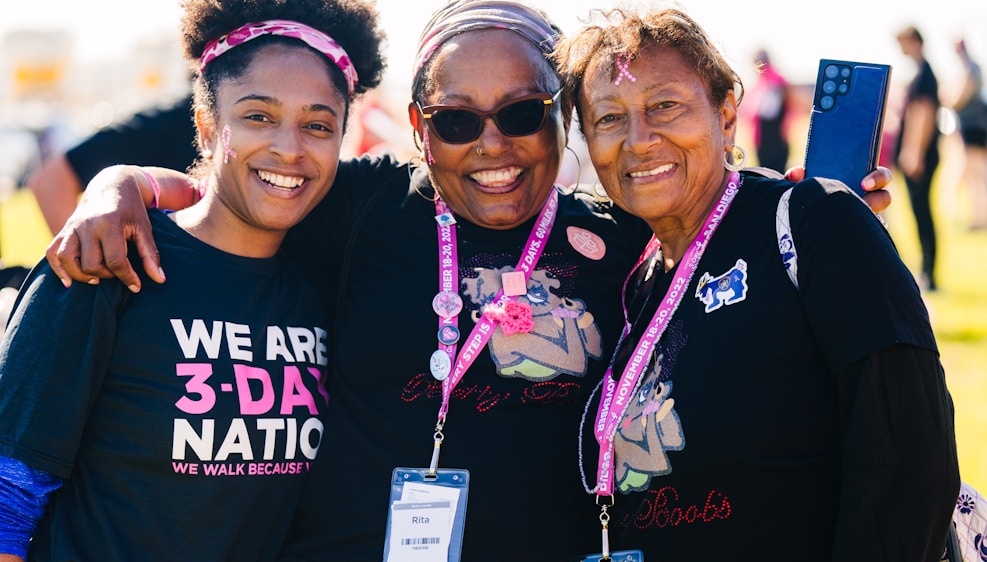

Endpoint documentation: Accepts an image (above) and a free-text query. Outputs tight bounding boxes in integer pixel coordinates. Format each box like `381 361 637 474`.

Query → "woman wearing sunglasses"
43 0 893 559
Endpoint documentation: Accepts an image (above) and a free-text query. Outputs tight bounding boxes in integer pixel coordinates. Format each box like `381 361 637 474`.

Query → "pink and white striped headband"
199 19 358 96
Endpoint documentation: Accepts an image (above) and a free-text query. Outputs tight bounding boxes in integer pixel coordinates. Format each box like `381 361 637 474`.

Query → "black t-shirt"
586 173 956 560
69 94 198 186
279 155 654 561
896 59 941 161
0 211 330 560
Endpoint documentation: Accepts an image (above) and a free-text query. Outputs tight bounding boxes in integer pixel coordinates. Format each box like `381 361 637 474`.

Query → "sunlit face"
200 44 345 236
409 29 566 230
578 45 737 228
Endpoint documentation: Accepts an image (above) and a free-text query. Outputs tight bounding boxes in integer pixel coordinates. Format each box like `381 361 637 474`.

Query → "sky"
3 0 987 93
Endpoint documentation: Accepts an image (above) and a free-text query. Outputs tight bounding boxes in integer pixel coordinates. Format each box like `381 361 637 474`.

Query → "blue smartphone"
803 59 892 197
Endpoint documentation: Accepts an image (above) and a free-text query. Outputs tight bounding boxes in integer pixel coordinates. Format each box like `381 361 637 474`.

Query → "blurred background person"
744 48 793 173
951 37 987 231
26 92 197 234
895 25 942 292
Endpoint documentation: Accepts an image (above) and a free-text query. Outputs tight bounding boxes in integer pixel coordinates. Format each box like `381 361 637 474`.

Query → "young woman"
0 0 383 559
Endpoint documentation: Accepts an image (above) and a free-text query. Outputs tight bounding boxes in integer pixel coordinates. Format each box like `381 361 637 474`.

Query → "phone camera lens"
840 67 851 77
823 80 837 94
820 95 835 110
825 64 839 78
838 83 849 94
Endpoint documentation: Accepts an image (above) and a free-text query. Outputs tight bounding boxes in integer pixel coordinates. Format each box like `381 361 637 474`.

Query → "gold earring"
724 144 747 172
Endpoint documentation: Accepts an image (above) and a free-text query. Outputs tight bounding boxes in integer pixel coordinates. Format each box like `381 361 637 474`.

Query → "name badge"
385 468 470 562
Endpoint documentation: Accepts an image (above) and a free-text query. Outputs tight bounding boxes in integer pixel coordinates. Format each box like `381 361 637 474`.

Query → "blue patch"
695 259 749 313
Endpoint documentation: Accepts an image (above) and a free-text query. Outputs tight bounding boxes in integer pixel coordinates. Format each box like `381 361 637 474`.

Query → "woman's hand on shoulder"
785 165 892 214
45 165 164 292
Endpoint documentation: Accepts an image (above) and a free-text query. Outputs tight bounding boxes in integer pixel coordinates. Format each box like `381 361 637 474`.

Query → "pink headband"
199 19 358 96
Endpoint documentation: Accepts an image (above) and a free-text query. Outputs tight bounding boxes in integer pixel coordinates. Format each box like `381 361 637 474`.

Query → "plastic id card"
383 468 469 562
571 550 645 562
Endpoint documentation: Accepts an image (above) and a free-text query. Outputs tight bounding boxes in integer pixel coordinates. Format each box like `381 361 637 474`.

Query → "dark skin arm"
45 165 198 290
45 165 894 291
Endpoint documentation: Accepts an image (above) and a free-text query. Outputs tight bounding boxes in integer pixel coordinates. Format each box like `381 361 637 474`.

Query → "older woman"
43 1 895 560
555 7 959 561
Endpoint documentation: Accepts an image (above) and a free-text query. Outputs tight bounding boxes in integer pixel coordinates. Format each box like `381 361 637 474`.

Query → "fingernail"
87 278 99 285
158 267 166 281
60 277 71 289
861 177 875 190
128 284 140 293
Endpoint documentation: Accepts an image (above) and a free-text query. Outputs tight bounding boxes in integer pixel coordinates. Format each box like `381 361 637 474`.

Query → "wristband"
138 168 161 209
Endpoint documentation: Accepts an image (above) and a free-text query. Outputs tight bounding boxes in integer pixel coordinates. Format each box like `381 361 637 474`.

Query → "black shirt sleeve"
831 343 960 561
67 94 198 187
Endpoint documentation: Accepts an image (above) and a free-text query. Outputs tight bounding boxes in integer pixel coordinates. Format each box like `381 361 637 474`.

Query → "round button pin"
430 349 452 381
432 291 464 318
437 324 461 345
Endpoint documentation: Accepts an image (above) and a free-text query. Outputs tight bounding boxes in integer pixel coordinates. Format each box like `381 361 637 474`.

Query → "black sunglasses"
418 90 561 144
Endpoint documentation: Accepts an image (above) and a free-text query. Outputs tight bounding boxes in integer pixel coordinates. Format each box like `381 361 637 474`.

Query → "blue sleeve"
0 455 63 558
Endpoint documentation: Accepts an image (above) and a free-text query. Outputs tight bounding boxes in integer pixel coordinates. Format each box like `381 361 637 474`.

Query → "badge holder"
383 466 469 562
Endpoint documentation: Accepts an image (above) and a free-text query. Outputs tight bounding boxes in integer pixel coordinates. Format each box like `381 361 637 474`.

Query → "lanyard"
426 188 560 471
592 171 740 499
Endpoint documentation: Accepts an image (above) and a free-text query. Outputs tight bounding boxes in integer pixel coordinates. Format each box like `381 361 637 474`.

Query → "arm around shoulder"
44 164 195 291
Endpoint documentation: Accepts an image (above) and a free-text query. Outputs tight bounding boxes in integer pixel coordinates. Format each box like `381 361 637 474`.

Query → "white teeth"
629 163 675 178
469 167 522 187
257 170 305 189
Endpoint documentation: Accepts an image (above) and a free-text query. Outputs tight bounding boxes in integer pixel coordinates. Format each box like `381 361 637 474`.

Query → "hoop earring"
408 156 438 202
591 181 612 204
724 144 747 172
556 145 583 196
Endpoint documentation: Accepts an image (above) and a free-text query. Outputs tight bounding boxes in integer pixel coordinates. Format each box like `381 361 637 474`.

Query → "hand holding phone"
803 59 892 197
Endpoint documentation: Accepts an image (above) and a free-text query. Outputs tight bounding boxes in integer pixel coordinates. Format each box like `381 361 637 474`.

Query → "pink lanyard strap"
433 188 560 423
592 171 740 498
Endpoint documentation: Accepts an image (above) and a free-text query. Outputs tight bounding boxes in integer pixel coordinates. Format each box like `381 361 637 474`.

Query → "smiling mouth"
469 167 523 188
628 163 675 178
257 169 306 190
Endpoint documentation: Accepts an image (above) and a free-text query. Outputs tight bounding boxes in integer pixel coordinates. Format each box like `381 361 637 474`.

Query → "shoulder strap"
776 186 799 289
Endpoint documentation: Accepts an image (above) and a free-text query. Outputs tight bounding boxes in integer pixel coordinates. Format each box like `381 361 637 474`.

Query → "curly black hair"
181 0 386 125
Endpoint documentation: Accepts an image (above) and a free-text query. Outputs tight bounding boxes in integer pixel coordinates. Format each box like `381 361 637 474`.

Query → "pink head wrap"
412 0 559 94
199 19 358 96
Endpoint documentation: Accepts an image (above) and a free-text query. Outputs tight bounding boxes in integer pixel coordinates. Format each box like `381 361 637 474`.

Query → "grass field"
880 146 987 494
1 163 985 492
